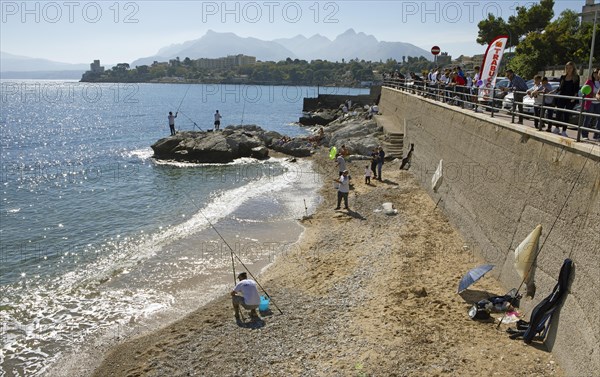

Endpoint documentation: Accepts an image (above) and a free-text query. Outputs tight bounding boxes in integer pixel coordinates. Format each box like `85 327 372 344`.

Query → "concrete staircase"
374 115 404 159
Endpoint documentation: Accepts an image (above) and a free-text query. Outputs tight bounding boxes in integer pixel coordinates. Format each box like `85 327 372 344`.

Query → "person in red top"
451 70 467 107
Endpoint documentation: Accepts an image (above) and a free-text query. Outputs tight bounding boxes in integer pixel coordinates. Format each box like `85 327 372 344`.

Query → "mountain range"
0 29 430 76
132 29 430 66
0 51 89 72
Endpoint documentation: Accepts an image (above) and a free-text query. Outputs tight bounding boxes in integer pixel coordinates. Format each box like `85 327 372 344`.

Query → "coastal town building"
197 54 256 69
581 0 600 23
89 59 104 74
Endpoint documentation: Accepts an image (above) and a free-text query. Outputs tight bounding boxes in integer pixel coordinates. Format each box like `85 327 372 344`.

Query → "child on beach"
364 165 372 184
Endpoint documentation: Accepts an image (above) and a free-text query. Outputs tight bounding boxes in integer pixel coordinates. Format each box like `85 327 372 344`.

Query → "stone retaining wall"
379 86 600 377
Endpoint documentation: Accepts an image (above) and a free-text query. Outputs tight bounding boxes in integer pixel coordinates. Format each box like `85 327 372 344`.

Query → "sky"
0 0 587 65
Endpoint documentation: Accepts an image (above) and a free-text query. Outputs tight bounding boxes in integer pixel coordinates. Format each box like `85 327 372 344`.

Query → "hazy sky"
0 1 586 64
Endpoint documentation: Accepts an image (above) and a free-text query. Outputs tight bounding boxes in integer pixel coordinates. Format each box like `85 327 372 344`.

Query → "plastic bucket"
259 295 270 311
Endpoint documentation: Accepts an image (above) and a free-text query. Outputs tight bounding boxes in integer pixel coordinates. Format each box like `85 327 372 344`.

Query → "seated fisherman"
231 272 260 320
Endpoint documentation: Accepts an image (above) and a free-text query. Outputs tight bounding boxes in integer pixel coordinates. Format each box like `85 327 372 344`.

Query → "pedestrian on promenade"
503 69 529 124
582 68 600 140
168 111 178 136
554 62 580 136
541 77 557 132
527 75 545 130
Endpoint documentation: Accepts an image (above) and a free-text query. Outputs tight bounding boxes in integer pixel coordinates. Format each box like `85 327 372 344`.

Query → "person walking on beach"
333 170 350 210
168 111 178 136
370 148 379 179
231 272 260 321
214 110 222 131
335 153 347 176
377 146 385 181
364 165 372 185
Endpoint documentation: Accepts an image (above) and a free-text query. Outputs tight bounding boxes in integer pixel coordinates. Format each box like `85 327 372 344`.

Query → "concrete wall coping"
384 87 600 160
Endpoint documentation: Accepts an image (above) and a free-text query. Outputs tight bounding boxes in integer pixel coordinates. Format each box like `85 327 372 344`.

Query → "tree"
477 0 554 49
509 9 600 78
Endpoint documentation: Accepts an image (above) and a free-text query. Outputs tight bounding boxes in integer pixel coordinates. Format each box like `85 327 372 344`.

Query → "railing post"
539 94 546 129
577 95 585 142
510 92 516 123
490 87 495 118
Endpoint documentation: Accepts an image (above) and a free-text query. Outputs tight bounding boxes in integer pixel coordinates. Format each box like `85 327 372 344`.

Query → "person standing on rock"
214 110 222 131
168 111 178 136
333 170 350 210
231 272 260 321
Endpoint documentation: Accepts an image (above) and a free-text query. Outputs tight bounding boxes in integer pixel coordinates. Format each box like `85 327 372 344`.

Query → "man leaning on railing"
502 69 529 124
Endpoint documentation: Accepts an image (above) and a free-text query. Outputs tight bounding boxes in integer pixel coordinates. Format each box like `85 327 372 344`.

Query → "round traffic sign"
431 46 441 55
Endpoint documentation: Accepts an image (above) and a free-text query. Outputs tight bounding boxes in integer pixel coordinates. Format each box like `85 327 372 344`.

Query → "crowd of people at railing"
382 62 600 142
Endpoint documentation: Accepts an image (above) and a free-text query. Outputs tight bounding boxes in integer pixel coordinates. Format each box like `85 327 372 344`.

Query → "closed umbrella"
457 264 494 293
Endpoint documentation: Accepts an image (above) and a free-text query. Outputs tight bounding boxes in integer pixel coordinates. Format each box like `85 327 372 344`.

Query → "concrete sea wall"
379 87 600 376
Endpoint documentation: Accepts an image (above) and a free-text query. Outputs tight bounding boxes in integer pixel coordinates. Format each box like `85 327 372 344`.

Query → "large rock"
299 110 338 126
151 125 280 163
270 138 313 157
326 118 384 156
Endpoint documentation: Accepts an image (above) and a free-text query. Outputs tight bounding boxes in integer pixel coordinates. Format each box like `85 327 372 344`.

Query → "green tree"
509 9 600 77
477 0 554 49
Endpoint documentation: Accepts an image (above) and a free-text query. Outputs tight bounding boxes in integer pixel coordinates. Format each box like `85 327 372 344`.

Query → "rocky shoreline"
80 109 565 376
151 106 384 164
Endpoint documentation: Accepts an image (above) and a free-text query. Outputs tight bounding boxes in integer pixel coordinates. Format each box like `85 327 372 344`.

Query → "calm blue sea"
0 81 369 376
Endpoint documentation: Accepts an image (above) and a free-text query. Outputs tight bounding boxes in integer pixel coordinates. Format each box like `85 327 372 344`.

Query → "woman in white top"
527 75 545 130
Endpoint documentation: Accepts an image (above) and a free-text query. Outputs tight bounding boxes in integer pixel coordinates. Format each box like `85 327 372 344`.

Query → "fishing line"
181 191 284 315
240 99 246 126
176 84 193 113
496 143 598 329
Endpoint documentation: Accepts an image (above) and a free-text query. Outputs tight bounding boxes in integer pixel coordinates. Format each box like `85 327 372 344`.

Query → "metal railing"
382 77 600 142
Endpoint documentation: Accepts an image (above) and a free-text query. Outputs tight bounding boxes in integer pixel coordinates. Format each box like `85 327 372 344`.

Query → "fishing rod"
176 109 203 131
182 191 284 315
176 83 193 113
496 142 598 329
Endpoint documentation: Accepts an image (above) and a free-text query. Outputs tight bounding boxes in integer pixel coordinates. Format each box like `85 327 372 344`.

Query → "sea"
0 81 369 376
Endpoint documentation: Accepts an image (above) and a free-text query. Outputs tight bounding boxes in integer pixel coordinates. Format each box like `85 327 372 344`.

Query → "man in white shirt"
333 170 350 210
335 154 346 175
168 111 177 136
231 272 260 321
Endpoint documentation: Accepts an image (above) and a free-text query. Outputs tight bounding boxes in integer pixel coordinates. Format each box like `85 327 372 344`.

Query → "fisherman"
214 110 222 131
231 272 260 321
168 111 178 136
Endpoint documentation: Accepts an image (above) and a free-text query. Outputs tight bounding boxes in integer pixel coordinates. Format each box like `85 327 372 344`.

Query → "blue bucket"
259 295 270 311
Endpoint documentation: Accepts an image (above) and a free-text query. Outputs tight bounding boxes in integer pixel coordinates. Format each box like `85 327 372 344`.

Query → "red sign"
431 46 441 55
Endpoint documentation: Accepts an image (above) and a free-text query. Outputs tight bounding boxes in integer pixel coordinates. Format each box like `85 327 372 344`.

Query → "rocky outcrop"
151 125 282 163
270 138 313 157
299 110 339 126
151 107 385 164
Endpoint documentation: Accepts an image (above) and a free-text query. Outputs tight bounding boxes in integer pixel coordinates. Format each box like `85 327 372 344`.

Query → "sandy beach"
86 149 562 377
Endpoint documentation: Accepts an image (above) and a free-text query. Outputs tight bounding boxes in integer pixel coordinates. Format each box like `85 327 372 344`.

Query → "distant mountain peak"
132 29 430 67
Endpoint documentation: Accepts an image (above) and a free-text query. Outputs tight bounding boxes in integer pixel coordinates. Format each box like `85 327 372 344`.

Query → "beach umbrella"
457 264 494 293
